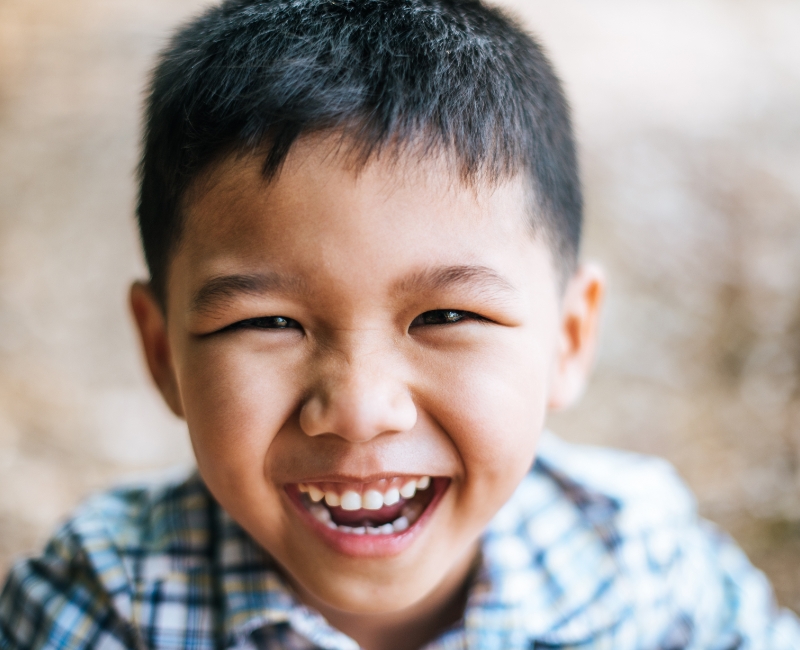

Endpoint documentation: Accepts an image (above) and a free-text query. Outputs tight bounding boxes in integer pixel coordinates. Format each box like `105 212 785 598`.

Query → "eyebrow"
191 264 515 314
190 272 308 314
393 264 517 298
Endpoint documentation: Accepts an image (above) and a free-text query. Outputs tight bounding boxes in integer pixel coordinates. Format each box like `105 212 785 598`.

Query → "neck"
289 544 480 650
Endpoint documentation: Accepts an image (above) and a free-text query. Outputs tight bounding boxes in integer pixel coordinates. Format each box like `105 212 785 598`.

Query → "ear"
547 263 606 411
129 282 185 418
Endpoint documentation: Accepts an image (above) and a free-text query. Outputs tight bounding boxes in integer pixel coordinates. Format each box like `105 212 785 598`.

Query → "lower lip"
285 479 448 558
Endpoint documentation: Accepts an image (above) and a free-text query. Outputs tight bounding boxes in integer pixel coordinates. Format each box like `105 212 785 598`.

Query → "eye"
410 309 479 328
223 315 302 332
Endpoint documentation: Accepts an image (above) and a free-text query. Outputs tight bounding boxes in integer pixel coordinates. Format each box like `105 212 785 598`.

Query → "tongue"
328 500 408 527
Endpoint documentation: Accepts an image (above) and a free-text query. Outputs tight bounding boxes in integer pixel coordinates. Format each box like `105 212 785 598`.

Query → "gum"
298 476 428 497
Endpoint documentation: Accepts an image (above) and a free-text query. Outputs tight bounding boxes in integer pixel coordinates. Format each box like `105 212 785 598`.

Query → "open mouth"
286 476 447 546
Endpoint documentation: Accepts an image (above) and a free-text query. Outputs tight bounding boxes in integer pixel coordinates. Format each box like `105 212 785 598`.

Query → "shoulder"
482 433 800 648
533 431 697 534
485 432 698 570
0 468 212 649
67 466 214 560
480 433 695 645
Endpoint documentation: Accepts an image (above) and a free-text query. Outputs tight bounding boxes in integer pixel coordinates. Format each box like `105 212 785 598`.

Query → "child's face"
132 136 602 618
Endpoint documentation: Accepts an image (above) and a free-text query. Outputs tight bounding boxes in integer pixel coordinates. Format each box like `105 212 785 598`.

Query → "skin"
130 136 604 650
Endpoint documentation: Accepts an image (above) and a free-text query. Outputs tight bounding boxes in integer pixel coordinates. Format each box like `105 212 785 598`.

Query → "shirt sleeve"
0 526 140 650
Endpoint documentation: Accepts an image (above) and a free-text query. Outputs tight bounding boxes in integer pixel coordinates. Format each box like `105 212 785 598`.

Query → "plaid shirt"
2 433 799 649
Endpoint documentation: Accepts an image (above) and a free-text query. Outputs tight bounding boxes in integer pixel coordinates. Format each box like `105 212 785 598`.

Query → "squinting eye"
410 310 469 327
225 316 301 331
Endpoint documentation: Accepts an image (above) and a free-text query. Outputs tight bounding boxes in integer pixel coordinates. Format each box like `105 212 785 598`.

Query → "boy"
1 0 798 647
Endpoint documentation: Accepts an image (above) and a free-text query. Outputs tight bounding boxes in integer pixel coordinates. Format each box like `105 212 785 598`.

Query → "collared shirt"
2 433 799 650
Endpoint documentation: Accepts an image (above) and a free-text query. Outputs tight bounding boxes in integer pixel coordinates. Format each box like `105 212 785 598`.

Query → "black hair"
138 0 582 306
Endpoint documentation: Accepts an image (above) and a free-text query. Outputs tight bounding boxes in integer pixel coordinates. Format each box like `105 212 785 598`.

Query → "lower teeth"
308 502 419 535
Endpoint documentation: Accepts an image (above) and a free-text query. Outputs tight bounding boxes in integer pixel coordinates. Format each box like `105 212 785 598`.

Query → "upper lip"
285 472 435 484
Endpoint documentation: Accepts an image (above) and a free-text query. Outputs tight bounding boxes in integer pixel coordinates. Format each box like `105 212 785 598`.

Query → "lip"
284 477 449 558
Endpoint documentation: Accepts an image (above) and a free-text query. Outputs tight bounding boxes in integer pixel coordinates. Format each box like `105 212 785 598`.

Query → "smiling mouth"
290 476 442 536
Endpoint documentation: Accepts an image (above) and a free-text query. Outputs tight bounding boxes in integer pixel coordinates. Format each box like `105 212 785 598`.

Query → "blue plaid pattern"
2 433 799 649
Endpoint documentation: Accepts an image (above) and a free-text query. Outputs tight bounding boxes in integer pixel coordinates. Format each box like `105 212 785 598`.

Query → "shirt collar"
462 436 631 647
214 508 361 649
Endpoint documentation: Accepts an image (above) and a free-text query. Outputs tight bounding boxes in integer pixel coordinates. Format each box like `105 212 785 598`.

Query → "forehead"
186 137 530 228
174 136 551 302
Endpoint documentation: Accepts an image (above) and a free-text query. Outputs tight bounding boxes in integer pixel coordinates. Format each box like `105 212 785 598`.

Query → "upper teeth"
362 490 384 510
299 476 432 510
383 488 400 505
341 491 363 511
399 481 417 498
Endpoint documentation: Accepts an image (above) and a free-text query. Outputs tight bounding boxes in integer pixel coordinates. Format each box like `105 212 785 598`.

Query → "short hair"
138 0 582 306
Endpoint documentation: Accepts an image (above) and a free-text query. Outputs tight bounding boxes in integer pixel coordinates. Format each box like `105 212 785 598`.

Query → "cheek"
420 330 552 511
177 342 302 484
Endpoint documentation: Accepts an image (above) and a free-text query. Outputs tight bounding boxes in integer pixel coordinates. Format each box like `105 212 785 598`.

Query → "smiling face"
130 136 603 636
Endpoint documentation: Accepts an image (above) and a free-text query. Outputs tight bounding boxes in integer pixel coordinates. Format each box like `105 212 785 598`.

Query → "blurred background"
1 0 798 611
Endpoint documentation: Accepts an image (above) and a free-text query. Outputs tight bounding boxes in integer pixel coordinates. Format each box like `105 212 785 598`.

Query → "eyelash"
410 309 484 327
223 316 302 332
221 309 484 334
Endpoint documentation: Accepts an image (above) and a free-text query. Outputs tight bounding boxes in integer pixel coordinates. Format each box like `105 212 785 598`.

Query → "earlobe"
547 263 606 411
129 282 185 418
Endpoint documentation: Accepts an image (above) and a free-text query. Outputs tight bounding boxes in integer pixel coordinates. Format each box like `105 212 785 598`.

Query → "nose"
299 346 417 442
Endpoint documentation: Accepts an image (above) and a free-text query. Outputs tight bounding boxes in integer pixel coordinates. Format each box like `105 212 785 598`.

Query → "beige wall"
1 0 798 609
